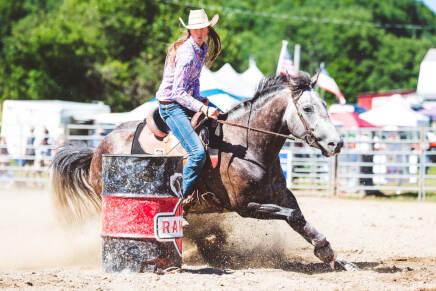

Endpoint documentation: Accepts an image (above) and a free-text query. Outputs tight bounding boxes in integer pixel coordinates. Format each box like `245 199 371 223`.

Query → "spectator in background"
387 133 400 179
0 137 9 166
0 137 13 180
24 127 36 166
357 132 374 192
34 128 53 187
23 127 37 186
53 125 66 155
373 136 387 185
35 127 53 168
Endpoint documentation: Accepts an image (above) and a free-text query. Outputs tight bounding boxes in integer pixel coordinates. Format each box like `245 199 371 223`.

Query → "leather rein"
216 88 319 147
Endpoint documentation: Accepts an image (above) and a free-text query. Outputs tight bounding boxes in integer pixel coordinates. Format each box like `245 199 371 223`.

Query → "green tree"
0 0 435 110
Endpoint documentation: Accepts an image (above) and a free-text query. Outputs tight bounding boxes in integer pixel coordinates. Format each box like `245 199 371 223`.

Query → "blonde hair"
166 27 221 68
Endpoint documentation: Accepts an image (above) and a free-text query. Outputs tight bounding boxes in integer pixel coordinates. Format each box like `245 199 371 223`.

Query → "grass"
366 192 436 202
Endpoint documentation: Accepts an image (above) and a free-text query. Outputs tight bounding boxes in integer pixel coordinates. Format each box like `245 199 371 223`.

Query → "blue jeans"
159 102 206 198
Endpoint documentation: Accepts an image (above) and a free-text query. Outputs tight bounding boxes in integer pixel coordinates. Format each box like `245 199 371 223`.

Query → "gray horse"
51 72 356 271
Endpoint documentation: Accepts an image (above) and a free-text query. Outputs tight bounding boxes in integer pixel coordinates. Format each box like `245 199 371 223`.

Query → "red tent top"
329 112 377 129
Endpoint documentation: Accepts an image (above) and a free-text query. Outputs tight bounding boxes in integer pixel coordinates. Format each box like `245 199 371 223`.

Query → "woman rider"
156 9 221 198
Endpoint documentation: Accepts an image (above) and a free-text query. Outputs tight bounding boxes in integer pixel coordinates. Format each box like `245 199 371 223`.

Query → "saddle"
131 105 222 168
146 106 170 140
146 105 205 140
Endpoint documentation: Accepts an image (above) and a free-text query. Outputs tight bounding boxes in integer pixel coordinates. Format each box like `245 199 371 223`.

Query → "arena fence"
281 127 435 200
2 123 435 200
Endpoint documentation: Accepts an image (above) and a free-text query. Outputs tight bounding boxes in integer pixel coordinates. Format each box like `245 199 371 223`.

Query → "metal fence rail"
280 127 436 200
2 123 435 200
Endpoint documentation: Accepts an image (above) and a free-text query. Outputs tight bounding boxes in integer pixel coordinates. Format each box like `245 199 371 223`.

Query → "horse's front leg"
246 190 358 271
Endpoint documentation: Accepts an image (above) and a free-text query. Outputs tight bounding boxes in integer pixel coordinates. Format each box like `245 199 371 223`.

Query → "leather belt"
159 100 175 105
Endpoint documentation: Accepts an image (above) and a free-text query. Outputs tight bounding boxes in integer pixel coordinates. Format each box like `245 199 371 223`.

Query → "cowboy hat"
179 9 219 30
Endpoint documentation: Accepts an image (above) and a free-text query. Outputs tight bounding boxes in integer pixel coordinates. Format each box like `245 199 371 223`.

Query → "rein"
216 120 298 141
217 88 319 147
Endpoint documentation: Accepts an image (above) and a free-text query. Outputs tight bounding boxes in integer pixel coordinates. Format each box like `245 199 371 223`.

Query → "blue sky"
423 0 436 13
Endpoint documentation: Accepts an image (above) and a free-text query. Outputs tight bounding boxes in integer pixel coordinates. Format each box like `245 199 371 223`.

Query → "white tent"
208 62 261 98
328 104 355 114
96 61 265 125
199 65 253 112
200 59 265 99
200 60 264 110
417 48 436 99
206 93 240 112
95 101 157 124
359 95 429 127
1 100 110 156
213 63 248 96
240 58 264 90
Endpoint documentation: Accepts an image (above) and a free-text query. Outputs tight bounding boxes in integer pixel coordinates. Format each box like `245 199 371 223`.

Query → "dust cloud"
0 188 100 271
183 212 307 269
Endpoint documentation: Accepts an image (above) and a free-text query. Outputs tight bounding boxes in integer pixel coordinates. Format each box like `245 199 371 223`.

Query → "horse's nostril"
328 141 336 147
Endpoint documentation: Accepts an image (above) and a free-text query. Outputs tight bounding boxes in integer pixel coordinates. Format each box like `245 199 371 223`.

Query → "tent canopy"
419 107 436 119
200 59 264 99
95 102 157 124
328 104 367 114
96 60 264 125
359 95 429 127
417 48 436 99
329 112 377 129
1 100 110 156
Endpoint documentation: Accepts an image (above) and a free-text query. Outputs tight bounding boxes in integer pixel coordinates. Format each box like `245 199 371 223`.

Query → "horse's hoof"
334 257 359 271
314 243 335 264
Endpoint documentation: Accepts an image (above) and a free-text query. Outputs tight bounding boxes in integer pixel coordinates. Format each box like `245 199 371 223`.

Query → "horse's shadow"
183 256 380 275
280 261 380 274
181 268 232 275
182 259 381 275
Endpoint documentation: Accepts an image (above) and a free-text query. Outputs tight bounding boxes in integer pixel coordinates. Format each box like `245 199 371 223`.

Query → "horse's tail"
50 143 101 224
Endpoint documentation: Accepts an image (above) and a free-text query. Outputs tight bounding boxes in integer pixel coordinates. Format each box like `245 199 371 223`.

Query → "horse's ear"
287 72 297 88
285 71 293 82
311 70 320 88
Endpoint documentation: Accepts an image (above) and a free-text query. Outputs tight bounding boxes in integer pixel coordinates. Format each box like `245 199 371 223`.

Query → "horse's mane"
226 71 312 119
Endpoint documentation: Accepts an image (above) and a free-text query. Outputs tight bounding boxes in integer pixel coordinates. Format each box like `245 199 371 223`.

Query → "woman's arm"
171 50 205 112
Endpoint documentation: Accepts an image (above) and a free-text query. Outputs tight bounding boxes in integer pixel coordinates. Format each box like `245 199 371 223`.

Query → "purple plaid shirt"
156 36 208 112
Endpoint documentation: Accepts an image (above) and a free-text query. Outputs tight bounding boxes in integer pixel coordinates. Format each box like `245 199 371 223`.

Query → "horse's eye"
303 106 313 113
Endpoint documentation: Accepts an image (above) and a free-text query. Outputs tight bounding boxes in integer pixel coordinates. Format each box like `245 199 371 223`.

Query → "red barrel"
101 154 183 273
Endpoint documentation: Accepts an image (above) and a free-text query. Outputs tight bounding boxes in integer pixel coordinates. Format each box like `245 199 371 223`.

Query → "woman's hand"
200 105 219 120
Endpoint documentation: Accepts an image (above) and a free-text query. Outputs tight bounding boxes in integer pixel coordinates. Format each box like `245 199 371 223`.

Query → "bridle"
288 88 319 147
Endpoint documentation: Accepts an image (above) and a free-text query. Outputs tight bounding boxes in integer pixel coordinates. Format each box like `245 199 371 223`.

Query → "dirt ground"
0 187 435 290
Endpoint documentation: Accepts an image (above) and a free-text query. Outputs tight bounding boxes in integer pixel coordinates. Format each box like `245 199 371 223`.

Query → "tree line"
0 0 435 111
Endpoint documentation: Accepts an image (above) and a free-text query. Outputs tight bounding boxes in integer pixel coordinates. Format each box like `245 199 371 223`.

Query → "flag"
276 40 298 77
317 63 346 104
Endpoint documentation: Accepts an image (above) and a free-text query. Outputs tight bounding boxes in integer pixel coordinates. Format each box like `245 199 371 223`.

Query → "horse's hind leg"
248 190 358 271
248 198 335 265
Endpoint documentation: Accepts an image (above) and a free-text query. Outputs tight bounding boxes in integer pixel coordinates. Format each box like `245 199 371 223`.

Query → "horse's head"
283 72 343 157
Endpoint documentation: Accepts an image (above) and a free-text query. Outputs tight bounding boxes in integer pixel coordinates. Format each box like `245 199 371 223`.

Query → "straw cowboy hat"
179 9 219 30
